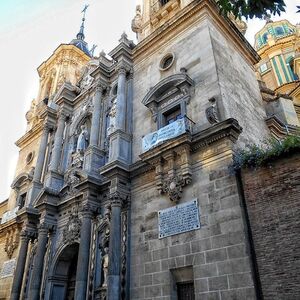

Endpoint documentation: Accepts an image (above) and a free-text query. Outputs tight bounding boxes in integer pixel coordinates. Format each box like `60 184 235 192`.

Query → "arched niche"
48 243 79 300
11 172 33 208
142 71 194 128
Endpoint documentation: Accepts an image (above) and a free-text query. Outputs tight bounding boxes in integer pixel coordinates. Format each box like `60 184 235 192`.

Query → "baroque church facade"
0 1 299 300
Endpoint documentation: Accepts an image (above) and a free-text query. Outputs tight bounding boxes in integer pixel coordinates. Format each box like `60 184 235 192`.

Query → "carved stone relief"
4 229 19 259
64 170 81 195
149 145 192 203
62 208 81 244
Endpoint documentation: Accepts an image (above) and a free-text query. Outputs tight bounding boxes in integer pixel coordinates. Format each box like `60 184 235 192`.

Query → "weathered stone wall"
208 21 269 148
241 154 300 300
132 18 221 163
0 223 21 300
130 140 256 299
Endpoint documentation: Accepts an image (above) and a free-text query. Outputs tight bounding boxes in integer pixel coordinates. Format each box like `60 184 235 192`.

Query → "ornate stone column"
127 69 134 135
74 204 93 300
90 84 103 147
115 67 127 131
33 125 51 183
28 224 49 300
10 231 31 300
107 194 123 300
49 111 67 172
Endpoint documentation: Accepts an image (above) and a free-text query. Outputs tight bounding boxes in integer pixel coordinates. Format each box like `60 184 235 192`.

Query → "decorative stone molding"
80 203 94 218
4 229 19 259
121 211 128 299
62 208 81 244
65 169 81 195
109 192 125 207
162 175 185 203
141 142 193 203
142 72 194 126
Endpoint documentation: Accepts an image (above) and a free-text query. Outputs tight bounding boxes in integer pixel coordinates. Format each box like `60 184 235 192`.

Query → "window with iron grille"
160 0 170 6
177 281 195 300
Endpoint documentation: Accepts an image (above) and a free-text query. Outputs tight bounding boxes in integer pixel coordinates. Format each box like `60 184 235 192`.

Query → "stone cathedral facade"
0 1 299 300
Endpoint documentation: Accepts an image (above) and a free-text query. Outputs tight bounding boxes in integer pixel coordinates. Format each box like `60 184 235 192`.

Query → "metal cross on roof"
82 4 89 19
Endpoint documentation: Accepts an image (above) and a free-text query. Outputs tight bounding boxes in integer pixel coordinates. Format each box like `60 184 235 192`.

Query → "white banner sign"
142 118 186 152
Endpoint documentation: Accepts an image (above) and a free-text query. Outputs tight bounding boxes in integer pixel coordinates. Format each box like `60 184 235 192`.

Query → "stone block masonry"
242 153 300 300
130 154 256 300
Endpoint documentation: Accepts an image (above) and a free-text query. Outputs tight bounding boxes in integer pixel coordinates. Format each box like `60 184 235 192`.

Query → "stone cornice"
15 121 44 148
133 0 259 65
37 44 90 76
257 35 298 58
265 115 300 139
135 118 242 177
191 118 242 151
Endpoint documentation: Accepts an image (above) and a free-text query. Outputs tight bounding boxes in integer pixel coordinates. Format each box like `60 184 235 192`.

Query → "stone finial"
119 32 128 43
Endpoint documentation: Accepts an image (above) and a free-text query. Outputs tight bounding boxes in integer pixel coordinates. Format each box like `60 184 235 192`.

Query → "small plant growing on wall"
231 134 300 171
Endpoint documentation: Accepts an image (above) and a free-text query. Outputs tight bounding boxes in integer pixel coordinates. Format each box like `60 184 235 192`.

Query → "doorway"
49 243 79 300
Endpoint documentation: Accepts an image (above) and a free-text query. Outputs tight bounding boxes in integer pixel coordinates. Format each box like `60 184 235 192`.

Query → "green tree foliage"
216 0 286 19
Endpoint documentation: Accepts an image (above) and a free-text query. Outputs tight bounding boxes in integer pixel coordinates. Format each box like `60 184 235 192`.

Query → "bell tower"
36 7 91 104
132 0 186 41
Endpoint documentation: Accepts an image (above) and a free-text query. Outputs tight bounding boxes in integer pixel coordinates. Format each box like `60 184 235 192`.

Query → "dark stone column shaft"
49 112 66 172
115 68 127 131
107 200 122 300
28 226 48 300
90 85 103 147
10 232 30 300
74 208 93 300
33 126 50 182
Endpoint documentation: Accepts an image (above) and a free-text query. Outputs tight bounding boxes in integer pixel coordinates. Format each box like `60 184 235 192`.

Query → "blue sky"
0 0 298 201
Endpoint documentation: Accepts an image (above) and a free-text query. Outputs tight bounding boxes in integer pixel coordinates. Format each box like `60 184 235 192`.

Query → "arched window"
262 32 268 43
275 26 284 36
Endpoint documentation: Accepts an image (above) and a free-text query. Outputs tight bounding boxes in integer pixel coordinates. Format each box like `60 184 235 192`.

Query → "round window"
26 152 34 165
159 53 175 71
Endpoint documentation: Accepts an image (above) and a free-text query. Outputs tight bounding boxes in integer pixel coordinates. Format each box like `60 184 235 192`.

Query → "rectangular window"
177 281 195 300
163 105 182 126
18 193 26 208
260 63 268 73
160 0 170 6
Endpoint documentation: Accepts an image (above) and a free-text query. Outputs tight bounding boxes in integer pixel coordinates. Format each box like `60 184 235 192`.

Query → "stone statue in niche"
101 247 109 287
107 98 117 136
76 124 89 153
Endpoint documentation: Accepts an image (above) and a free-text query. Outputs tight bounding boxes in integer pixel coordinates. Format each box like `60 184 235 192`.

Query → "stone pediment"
142 72 194 108
54 82 81 105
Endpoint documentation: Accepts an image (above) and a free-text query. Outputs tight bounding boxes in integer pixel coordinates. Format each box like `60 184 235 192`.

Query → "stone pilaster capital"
95 82 106 94
57 110 68 122
80 203 94 218
20 230 31 242
37 222 51 235
108 191 129 208
43 122 54 133
128 68 134 79
117 65 128 76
